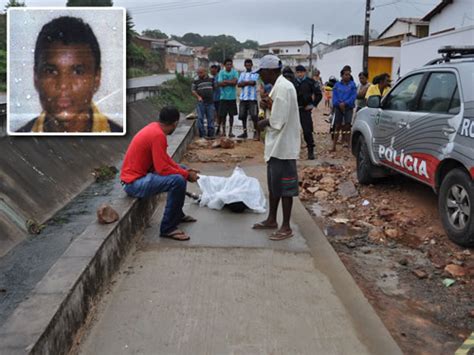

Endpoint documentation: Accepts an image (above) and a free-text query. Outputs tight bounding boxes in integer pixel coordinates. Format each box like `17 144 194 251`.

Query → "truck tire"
438 169 474 247
356 136 376 185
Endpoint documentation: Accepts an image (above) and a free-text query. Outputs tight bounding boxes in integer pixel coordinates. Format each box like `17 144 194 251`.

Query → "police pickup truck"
351 46 474 246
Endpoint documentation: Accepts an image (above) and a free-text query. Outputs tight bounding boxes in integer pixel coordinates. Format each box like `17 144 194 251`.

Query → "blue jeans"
197 102 215 138
123 173 186 235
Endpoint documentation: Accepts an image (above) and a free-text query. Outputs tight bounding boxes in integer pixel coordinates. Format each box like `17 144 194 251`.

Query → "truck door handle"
442 126 456 135
398 121 408 127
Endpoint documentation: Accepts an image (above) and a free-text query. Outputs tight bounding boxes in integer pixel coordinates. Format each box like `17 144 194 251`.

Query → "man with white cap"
252 55 301 240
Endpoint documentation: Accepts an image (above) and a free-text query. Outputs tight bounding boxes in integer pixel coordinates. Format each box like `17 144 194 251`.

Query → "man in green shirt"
216 58 239 137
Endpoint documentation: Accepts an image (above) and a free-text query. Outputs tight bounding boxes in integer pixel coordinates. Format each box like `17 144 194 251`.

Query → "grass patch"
148 73 196 114
92 165 118 182
127 67 153 79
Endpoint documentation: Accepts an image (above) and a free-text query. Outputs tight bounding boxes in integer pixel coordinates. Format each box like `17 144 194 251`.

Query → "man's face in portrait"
34 41 101 122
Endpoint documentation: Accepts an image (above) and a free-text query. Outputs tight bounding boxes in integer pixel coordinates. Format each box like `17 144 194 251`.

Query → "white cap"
256 54 282 72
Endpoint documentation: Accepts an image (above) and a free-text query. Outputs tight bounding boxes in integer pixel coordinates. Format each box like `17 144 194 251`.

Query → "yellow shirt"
31 103 111 133
365 84 389 99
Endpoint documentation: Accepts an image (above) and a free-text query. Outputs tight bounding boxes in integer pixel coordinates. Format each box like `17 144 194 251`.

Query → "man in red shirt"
120 106 199 240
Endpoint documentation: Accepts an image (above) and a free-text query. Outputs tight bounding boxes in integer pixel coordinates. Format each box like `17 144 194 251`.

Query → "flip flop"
180 215 197 223
252 221 278 230
160 229 190 241
269 230 294 241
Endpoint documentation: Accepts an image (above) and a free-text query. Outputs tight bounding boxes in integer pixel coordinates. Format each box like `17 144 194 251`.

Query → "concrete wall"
0 100 163 257
429 0 474 34
400 26 474 75
317 45 400 82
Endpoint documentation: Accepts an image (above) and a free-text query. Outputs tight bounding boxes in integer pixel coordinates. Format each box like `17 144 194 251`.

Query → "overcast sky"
3 0 440 44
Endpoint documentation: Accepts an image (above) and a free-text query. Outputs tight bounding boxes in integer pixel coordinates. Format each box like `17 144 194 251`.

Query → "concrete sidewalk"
78 165 402 355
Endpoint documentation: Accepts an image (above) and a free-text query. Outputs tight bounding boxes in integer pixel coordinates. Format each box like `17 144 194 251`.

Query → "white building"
378 17 429 39
233 49 260 72
400 0 474 75
258 41 316 69
317 45 400 83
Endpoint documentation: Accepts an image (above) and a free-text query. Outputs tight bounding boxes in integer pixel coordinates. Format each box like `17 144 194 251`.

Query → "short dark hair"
373 73 390 84
342 65 352 71
34 16 101 73
379 73 390 82
359 71 368 78
159 106 180 124
223 58 233 65
244 59 253 65
210 64 220 70
340 69 351 77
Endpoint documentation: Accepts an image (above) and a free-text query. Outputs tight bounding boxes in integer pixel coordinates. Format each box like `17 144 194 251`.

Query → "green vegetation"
171 32 259 63
148 74 196 114
127 67 151 78
142 29 168 39
93 165 118 182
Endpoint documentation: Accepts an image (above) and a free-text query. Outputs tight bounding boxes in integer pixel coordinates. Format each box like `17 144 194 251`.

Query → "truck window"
418 72 458 114
383 74 423 112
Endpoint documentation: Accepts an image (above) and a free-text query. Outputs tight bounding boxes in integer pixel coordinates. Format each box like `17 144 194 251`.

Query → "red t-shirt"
120 122 189 183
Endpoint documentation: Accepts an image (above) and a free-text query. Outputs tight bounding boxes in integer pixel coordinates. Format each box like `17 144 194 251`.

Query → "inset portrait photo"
7 7 126 135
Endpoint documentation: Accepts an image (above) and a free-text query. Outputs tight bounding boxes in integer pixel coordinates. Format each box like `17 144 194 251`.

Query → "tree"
208 42 238 63
66 0 112 6
242 40 259 50
5 0 25 11
142 29 168 40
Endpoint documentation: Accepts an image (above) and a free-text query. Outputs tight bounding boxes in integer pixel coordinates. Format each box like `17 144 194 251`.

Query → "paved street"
78 165 401 355
127 74 176 89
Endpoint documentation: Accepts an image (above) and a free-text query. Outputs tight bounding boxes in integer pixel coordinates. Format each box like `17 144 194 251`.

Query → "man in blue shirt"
237 59 260 140
332 67 356 151
217 58 239 137
209 64 221 119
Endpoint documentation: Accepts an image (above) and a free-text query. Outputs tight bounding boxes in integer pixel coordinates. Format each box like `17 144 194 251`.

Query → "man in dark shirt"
120 106 200 240
192 67 215 138
294 65 316 160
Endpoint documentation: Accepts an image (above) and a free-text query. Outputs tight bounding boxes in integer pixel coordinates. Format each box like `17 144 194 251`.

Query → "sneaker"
237 132 248 139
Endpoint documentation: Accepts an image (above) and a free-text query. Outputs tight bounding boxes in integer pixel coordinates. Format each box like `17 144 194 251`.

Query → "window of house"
297 49 300 53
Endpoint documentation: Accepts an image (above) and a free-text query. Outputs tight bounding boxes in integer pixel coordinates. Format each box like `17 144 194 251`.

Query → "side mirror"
367 95 381 109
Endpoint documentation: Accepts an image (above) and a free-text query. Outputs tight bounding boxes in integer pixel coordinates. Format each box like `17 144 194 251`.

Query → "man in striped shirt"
192 67 215 138
237 59 260 140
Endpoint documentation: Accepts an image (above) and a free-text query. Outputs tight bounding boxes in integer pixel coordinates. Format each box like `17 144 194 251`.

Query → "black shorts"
238 100 258 121
267 158 299 198
218 100 238 118
334 107 354 125
214 101 220 114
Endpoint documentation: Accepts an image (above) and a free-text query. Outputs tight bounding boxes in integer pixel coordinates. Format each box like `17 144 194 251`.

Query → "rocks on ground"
97 204 119 224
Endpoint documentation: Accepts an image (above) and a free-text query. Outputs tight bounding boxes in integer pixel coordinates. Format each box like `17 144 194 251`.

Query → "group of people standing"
120 53 392 242
192 59 323 160
329 66 391 151
192 58 260 140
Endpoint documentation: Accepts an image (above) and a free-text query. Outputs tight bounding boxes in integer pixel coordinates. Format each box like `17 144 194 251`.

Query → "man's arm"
191 81 202 101
348 83 357 106
151 136 189 179
192 89 203 101
269 90 289 131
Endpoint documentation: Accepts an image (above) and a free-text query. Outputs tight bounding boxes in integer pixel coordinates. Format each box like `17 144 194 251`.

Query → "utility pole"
309 24 314 76
362 0 371 73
